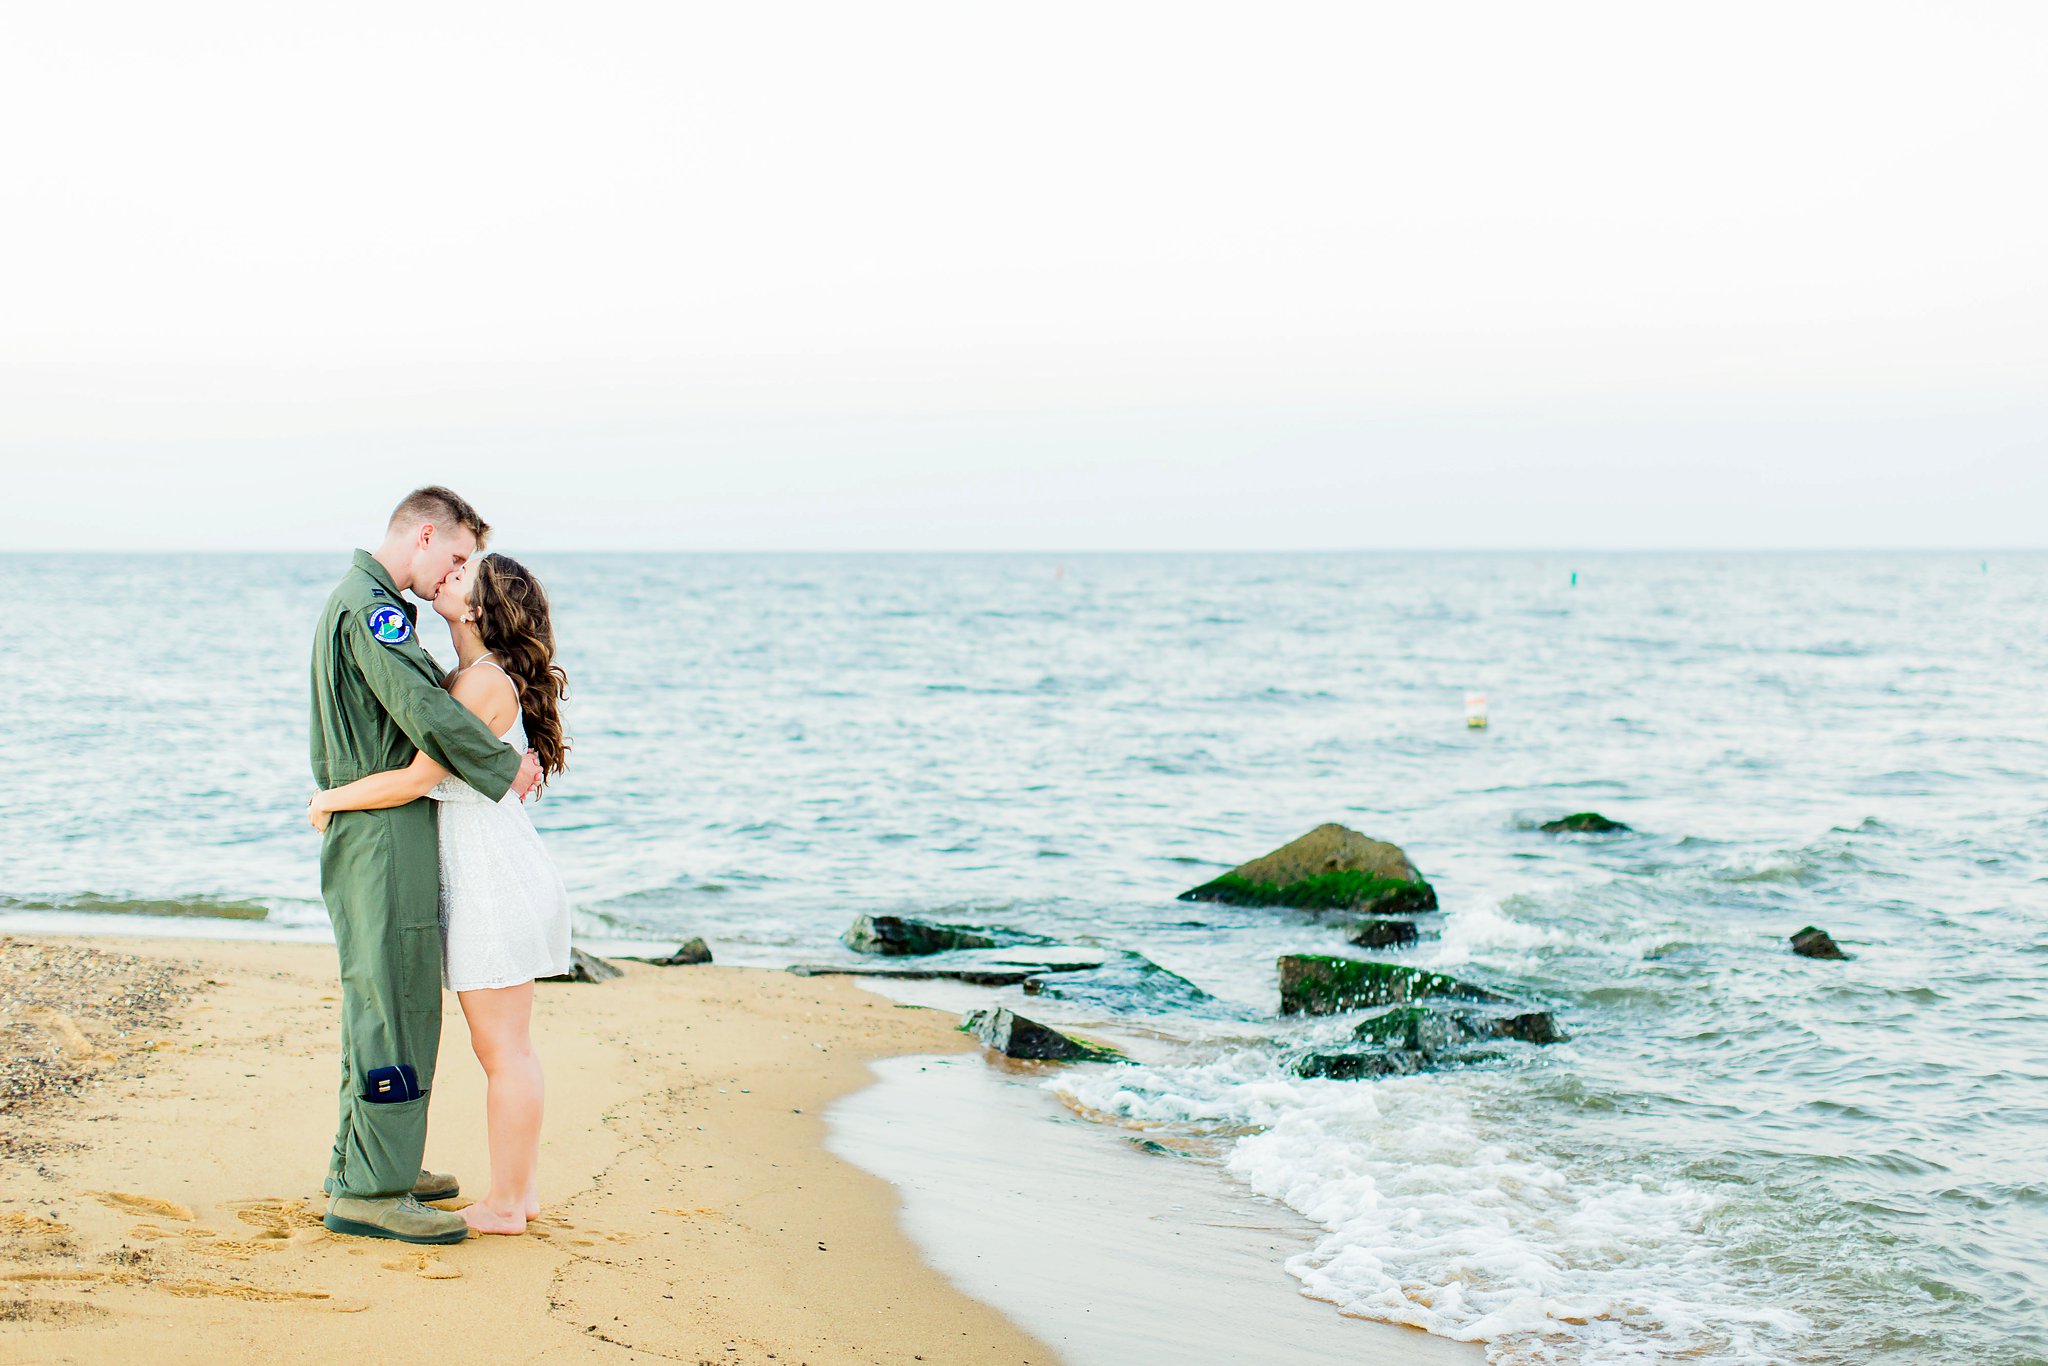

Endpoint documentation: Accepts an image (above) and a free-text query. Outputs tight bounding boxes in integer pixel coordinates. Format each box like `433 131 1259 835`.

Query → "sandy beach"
0 933 1058 1364
0 931 1481 1365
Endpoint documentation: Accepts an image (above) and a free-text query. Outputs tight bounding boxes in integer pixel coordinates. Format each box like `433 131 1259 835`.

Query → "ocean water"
3 550 2045 1364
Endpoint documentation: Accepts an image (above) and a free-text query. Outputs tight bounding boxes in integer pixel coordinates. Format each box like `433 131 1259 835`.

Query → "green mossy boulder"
842 914 998 956
1181 824 1437 914
1539 812 1631 834
1277 954 1506 1016
960 1007 1122 1062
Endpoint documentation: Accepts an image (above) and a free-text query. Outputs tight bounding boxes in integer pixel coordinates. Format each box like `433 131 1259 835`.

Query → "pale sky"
3 2 2042 551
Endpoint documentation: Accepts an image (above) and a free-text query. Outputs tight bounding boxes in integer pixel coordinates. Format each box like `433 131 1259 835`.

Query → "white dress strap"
428 657 525 806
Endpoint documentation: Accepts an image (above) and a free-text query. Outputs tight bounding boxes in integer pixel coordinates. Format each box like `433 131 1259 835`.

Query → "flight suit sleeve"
344 608 522 801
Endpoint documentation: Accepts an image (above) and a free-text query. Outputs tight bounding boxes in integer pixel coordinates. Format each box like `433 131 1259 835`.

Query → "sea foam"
1052 1054 1807 1364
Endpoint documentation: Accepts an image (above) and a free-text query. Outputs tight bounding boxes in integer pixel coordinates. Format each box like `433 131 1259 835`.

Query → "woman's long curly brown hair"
471 554 570 790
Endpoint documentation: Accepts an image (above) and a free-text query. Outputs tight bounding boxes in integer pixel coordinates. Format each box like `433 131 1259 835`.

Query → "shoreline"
829 1053 1480 1365
0 933 1054 1363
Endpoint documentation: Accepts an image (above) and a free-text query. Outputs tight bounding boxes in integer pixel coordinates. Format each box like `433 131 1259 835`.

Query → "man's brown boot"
323 1194 468 1245
412 1169 460 1202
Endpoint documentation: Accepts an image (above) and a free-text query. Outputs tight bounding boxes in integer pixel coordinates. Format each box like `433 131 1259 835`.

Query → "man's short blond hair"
388 486 490 548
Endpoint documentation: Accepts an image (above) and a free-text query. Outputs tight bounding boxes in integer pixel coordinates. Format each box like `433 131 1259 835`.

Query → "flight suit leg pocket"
396 923 444 1093
336 1093 431 1198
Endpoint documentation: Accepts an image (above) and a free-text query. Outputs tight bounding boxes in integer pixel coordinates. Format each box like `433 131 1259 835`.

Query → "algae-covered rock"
542 946 621 984
1347 918 1420 950
1180 824 1437 914
842 914 997 956
1539 812 1631 834
1790 926 1850 960
1277 954 1506 1016
961 1007 1121 1062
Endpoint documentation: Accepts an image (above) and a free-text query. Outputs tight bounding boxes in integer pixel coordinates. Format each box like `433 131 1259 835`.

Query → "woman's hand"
307 793 333 833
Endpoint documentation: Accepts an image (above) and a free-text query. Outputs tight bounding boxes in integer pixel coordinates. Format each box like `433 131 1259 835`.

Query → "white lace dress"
427 662 572 991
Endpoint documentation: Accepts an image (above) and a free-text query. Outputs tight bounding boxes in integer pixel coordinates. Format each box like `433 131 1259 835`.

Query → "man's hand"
512 749 542 800
307 794 333 833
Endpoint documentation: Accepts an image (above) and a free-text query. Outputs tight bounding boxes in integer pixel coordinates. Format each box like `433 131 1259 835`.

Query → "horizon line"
0 546 2038 557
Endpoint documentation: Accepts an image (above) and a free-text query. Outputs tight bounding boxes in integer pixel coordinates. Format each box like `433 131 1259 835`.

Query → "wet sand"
830 1054 1479 1365
0 934 1053 1363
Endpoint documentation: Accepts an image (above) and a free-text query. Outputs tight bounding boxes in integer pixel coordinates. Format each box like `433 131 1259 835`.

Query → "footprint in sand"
228 1198 326 1239
27 1010 115 1062
198 1238 285 1261
0 1212 77 1259
2 1269 130 1286
380 1252 461 1280
158 1279 330 1303
0 1297 113 1327
93 1192 194 1222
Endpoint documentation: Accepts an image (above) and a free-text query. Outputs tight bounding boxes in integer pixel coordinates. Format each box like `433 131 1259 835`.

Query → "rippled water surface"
3 551 2045 1363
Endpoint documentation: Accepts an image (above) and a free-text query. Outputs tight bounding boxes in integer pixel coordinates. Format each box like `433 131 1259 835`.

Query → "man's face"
410 525 478 601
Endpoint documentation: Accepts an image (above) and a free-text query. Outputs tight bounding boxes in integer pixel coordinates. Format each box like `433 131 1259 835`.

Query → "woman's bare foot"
523 1181 540 1219
461 1201 527 1235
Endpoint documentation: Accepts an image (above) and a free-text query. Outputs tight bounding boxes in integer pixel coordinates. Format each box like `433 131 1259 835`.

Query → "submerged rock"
1790 926 1850 960
1180 824 1438 914
542 947 621 984
961 1007 1121 1062
788 959 1099 987
1346 918 1420 950
635 938 713 966
842 914 997 956
1130 1138 1190 1158
1295 1050 1424 1080
1295 1002 1565 1080
1539 812 1631 834
1352 1003 1567 1048
1014 951 1218 1016
1277 954 1506 1016
1352 1003 1480 1050
1494 1010 1567 1043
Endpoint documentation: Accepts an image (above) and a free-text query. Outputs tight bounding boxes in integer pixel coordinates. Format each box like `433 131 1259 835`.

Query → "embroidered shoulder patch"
366 604 413 645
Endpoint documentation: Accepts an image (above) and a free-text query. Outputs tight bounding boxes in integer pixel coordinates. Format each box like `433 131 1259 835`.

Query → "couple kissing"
307 485 571 1245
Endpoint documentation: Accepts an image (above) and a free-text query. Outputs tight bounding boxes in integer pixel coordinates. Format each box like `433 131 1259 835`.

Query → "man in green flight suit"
309 486 541 1245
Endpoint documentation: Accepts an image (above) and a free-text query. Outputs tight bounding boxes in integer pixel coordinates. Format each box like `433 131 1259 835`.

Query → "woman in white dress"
308 554 571 1235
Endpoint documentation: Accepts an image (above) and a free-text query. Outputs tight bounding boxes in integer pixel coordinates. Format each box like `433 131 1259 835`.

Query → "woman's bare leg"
456 980 542 1234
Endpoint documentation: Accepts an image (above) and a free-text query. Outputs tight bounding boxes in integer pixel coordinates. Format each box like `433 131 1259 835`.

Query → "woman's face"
435 559 476 625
